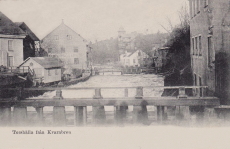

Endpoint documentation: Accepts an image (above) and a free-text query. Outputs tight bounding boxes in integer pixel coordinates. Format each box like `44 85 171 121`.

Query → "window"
67 35 72 40
48 48 52 53
55 69 58 75
197 0 200 13
199 77 202 97
133 59 136 63
8 40 13 51
194 0 197 15
199 36 202 56
208 36 213 67
138 52 141 56
61 47 65 53
54 35 59 40
192 38 195 55
204 0 208 7
48 70 51 76
195 37 198 55
74 47 78 52
74 58 79 64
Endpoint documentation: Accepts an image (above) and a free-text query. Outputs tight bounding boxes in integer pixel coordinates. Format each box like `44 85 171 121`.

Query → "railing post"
177 87 187 98
35 107 44 126
92 88 106 124
13 106 27 126
133 86 148 124
114 88 128 125
74 106 87 126
53 90 66 126
0 107 12 126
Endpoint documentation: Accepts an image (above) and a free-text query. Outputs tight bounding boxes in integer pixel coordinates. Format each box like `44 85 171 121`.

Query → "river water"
27 74 165 126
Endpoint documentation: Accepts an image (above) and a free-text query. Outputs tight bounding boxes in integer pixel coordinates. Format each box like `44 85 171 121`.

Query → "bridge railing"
0 86 219 126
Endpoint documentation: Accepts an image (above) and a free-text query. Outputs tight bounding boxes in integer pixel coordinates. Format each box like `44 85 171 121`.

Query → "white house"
19 57 63 84
0 11 26 67
120 50 149 67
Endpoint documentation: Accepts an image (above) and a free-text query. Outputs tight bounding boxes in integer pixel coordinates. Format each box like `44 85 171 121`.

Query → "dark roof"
0 11 26 35
15 22 40 41
21 57 63 69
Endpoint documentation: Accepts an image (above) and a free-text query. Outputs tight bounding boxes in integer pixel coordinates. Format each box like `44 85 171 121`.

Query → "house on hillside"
15 22 40 60
41 21 92 77
120 50 150 67
0 11 26 67
19 57 63 84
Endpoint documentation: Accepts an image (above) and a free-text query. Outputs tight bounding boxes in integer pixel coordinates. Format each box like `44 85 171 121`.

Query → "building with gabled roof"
41 21 92 76
15 22 40 60
120 50 150 67
0 11 26 67
19 57 63 84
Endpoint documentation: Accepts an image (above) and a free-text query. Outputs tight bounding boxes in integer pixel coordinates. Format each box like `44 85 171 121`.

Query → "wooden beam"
0 97 220 107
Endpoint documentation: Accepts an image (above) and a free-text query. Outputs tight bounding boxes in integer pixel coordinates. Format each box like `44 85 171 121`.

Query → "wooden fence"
0 86 220 126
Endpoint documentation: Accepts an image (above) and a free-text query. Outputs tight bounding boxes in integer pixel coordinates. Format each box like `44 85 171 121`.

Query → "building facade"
118 27 138 55
189 0 230 103
120 50 150 67
0 12 26 67
20 57 62 84
15 22 40 60
41 21 92 75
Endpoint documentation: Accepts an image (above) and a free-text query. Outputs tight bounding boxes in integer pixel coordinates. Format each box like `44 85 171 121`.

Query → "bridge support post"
133 87 148 124
175 106 190 120
190 106 205 124
53 90 66 126
93 88 106 124
0 107 11 126
13 106 27 126
35 107 44 126
74 106 87 126
157 106 166 122
114 88 129 124
204 107 218 123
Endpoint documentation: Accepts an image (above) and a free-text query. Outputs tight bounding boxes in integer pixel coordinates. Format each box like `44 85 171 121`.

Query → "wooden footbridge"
0 86 220 126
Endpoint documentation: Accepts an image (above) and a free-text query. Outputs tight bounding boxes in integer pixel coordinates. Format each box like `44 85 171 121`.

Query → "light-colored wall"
44 69 61 83
0 37 24 67
41 23 88 70
20 58 61 83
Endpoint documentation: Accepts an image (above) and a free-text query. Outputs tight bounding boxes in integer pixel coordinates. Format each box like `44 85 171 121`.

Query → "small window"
8 40 13 51
74 58 79 64
192 38 195 55
74 47 78 52
138 52 141 56
67 35 72 40
133 59 136 63
55 35 59 40
55 69 58 75
48 70 51 76
30 62 33 66
61 47 65 53
204 0 208 7
199 36 202 56
48 48 52 53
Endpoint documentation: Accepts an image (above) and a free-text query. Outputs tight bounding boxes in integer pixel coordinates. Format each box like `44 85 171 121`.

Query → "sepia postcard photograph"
0 0 230 148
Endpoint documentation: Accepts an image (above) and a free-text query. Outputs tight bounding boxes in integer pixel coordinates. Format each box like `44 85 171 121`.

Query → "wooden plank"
1 86 209 91
0 97 220 107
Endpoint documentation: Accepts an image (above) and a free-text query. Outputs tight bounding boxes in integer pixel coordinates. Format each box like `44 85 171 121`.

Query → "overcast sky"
0 0 188 42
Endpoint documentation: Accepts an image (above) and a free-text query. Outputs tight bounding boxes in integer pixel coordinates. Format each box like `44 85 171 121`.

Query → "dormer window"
67 35 72 40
